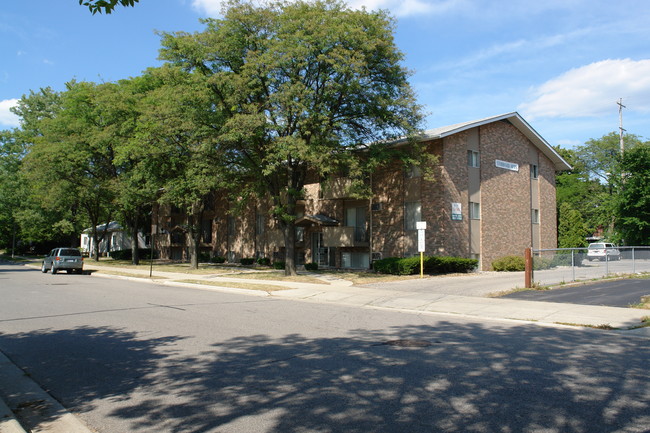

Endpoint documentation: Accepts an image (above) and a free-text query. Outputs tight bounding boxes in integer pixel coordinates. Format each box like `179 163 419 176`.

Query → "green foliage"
491 255 525 272
110 248 156 260
79 0 139 14
614 144 650 244
273 261 286 270
210 256 226 264
158 0 423 274
425 256 478 274
304 262 319 271
558 202 590 248
257 257 271 266
373 256 478 275
240 258 255 265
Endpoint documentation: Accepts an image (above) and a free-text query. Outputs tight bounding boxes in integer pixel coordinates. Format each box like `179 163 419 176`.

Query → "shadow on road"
1 321 649 432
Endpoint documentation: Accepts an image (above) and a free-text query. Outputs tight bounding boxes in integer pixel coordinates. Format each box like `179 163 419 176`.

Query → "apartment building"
152 112 571 270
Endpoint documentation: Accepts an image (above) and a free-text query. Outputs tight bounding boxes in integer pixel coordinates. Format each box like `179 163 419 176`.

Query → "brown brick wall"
479 122 537 269
538 154 558 249
155 119 561 269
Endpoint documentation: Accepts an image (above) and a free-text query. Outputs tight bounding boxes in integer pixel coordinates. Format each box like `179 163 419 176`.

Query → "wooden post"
524 247 533 288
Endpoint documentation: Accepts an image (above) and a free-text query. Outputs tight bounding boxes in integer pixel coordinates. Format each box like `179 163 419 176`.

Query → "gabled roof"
419 112 572 171
295 214 339 227
83 221 123 234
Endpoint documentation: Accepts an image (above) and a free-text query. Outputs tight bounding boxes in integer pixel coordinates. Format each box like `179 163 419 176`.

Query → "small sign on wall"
495 159 519 172
451 202 462 220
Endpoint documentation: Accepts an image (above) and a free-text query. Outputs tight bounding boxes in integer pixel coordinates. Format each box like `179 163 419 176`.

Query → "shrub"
273 261 285 270
198 251 211 263
372 257 403 274
210 256 226 264
304 262 319 271
257 257 271 266
492 255 525 272
373 256 477 275
427 256 478 273
240 258 255 266
110 249 156 260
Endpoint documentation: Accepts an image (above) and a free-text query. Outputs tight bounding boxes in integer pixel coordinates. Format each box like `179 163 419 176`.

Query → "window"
202 219 213 243
346 207 368 242
530 164 539 179
405 202 422 230
469 202 480 220
405 164 421 178
532 209 540 224
256 214 265 236
467 150 480 168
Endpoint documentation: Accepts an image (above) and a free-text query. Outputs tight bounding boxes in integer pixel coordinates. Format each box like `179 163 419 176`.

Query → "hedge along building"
151 112 571 270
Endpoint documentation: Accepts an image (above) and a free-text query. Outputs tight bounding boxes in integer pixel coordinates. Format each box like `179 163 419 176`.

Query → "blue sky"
2 0 650 148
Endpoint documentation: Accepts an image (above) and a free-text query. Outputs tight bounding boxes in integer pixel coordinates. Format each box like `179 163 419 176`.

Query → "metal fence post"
632 247 636 274
572 249 576 282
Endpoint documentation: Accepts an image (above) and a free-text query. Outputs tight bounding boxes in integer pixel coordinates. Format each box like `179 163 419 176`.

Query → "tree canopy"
79 0 140 14
159 0 424 274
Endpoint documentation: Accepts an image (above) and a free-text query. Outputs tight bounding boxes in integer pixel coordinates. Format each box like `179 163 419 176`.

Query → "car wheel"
51 263 58 274
41 262 48 273
66 269 72 274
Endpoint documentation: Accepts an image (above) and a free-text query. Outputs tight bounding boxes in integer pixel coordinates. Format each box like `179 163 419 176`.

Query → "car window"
60 249 81 256
589 243 604 249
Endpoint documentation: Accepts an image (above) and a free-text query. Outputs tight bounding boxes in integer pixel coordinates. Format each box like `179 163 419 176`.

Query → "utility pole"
617 98 626 154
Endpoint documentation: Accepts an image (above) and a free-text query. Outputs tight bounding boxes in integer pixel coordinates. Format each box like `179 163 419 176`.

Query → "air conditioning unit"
371 252 383 261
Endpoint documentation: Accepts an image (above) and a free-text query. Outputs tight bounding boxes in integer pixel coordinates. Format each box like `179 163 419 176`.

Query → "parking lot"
503 278 650 307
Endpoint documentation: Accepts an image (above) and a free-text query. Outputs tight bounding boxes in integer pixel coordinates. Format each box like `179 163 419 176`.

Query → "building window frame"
405 164 422 179
532 208 540 224
469 202 481 220
467 150 480 168
405 201 422 231
530 164 539 179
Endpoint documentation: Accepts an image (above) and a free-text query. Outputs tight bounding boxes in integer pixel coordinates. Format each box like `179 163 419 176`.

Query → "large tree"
0 130 26 251
20 81 121 260
159 0 423 274
11 88 83 248
613 144 650 245
129 66 227 269
554 146 609 241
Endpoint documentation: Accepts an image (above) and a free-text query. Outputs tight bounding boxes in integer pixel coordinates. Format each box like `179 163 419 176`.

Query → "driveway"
502 278 650 307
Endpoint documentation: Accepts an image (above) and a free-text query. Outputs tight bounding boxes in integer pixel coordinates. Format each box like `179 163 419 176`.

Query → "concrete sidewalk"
83 263 650 331
3 261 649 433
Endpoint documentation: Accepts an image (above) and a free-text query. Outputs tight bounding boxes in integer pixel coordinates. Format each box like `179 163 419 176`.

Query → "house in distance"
152 112 571 271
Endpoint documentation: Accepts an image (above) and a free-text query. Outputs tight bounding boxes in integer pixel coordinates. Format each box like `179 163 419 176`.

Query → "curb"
0 351 93 433
0 397 27 433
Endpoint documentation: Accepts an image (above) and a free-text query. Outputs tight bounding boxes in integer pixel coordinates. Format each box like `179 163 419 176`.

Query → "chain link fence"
531 246 650 286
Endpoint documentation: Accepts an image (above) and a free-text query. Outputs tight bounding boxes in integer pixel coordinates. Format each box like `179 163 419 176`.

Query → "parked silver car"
587 242 621 261
41 248 84 274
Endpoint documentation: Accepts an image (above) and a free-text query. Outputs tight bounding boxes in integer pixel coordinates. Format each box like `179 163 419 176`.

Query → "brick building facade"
152 112 570 270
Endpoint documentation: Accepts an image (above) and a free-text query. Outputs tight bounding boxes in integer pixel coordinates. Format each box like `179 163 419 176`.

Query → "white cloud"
191 0 465 17
191 0 222 16
519 59 650 119
0 99 20 128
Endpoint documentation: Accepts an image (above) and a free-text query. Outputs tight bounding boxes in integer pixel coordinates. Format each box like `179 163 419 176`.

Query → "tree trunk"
188 202 204 270
283 220 297 276
130 221 140 265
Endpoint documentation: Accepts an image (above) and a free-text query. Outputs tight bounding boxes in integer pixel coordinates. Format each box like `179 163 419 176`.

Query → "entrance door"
312 232 334 267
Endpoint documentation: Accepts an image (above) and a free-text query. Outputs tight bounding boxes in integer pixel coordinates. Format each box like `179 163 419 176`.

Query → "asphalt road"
503 278 650 307
1 262 649 433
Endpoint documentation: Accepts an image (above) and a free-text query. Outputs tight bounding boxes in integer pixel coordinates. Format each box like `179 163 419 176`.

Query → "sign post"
416 221 427 278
